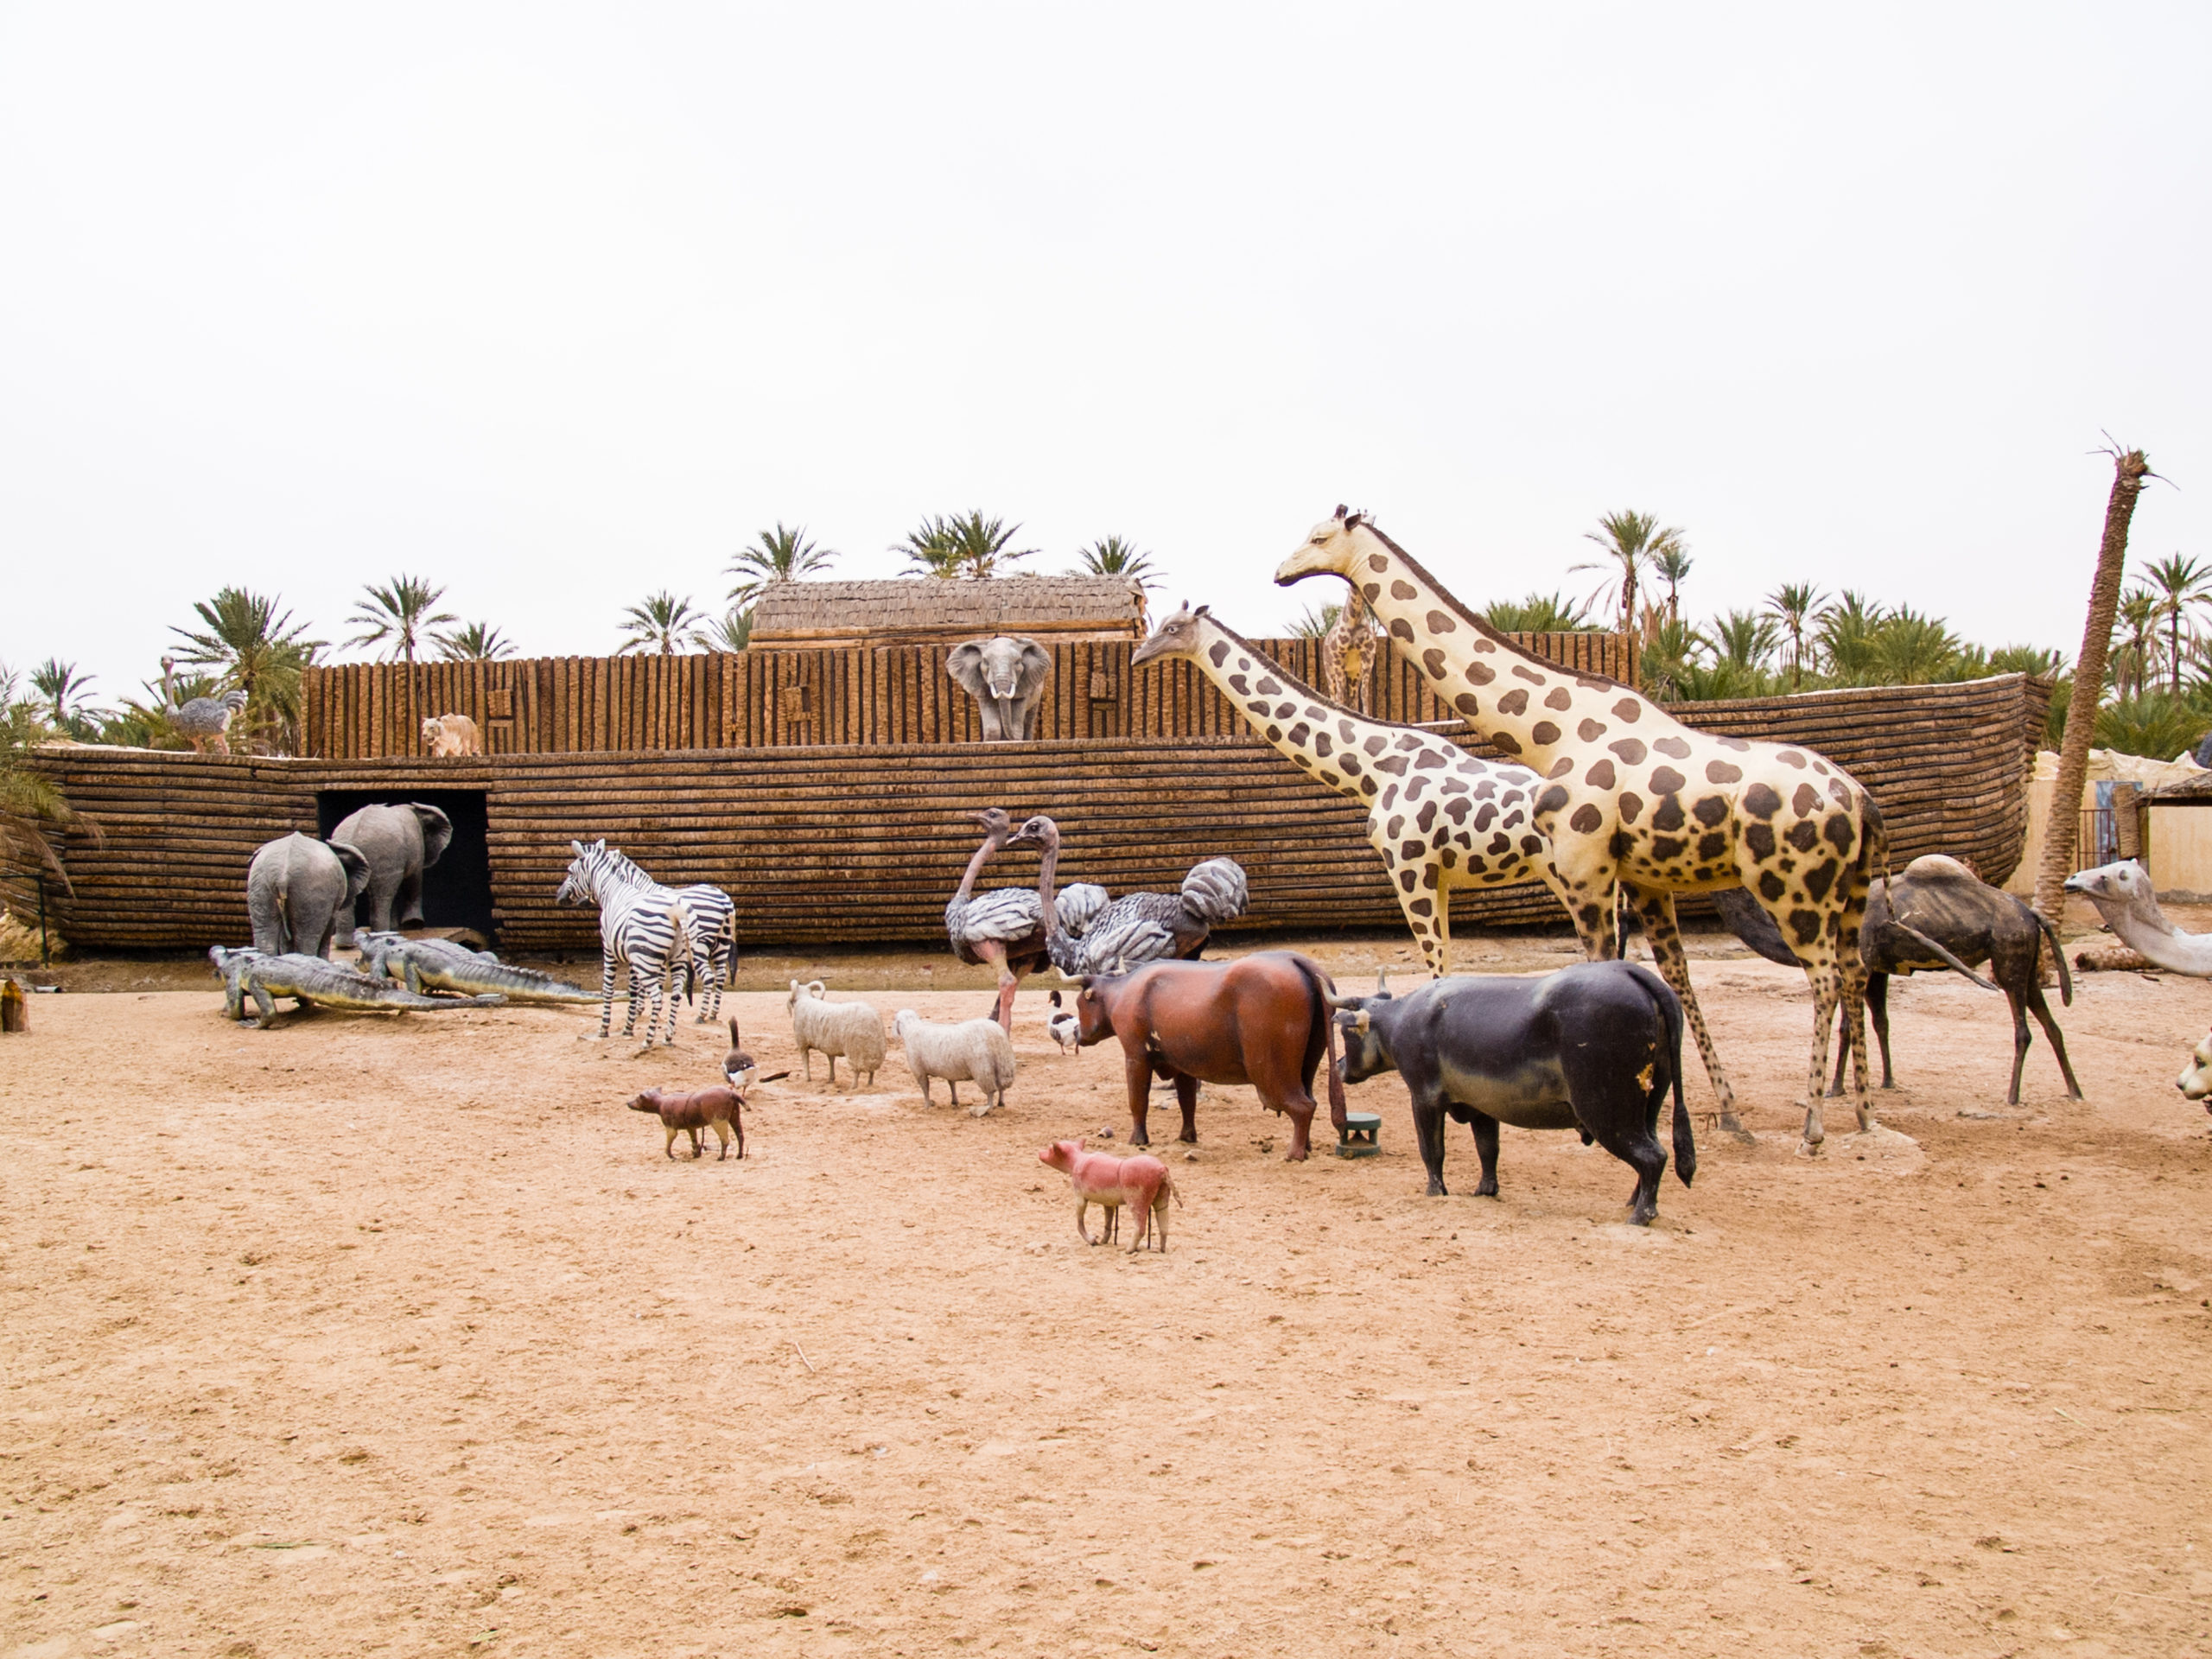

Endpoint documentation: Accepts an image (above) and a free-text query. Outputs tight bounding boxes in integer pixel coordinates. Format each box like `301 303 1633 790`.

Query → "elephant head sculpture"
947 636 1052 741
329 802 454 945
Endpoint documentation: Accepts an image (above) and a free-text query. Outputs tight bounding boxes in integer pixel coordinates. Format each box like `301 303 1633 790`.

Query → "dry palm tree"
896 512 1036 580
2035 446 2153 928
1572 511 1684 637
617 592 710 656
169 588 324 754
2138 553 2212 697
1763 582 1825 690
0 663 77 882
346 575 454 666
728 522 838 611
433 621 517 662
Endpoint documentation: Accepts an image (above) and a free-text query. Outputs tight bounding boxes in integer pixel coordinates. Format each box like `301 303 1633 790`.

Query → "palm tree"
1708 609 1779 671
30 660 100 739
1812 590 1885 684
346 575 455 666
728 522 838 611
617 592 709 656
1872 607 1963 684
0 662 77 880
1070 535 1158 589
1763 582 1825 690
2113 586 2159 700
2137 553 2212 696
1572 511 1685 637
705 608 753 652
433 621 517 662
169 587 324 754
1484 591 1599 633
1288 600 1343 639
1654 545 1694 623
895 512 1037 580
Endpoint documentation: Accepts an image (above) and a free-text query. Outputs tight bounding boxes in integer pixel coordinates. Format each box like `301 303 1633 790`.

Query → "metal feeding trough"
1335 1111 1382 1158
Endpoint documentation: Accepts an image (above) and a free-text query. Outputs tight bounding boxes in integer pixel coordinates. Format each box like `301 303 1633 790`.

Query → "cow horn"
1321 988 1364 1010
1376 967 1389 995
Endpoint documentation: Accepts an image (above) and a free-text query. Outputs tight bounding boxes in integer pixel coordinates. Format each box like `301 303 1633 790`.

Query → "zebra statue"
556 839 700 1050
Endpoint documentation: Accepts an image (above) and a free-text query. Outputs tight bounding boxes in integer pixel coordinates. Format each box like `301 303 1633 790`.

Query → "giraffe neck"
1186 617 1432 767
1341 523 1682 771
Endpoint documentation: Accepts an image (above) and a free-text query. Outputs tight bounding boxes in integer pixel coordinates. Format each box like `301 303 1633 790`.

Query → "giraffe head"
1274 505 1369 587
1131 604 1217 665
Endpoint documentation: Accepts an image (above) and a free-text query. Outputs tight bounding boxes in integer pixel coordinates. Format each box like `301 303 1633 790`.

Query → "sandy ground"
4 938 2212 1658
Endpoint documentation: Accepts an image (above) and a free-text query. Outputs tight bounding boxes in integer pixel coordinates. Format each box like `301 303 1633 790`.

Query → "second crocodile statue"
354 931 601 1004
210 946 506 1027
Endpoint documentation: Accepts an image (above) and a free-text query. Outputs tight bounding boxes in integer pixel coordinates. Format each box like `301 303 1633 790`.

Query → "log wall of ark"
30 673 2047 953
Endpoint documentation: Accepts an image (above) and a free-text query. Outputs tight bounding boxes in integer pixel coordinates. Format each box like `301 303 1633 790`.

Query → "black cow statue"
1332 960 1694 1225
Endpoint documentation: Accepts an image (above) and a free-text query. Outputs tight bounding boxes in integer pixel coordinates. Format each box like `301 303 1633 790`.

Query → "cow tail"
1289 952 1349 1128
1659 974 1694 1188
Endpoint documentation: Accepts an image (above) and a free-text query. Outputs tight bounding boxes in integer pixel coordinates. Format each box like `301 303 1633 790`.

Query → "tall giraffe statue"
1320 584 1379 714
1133 605 1571 974
1276 506 1884 1152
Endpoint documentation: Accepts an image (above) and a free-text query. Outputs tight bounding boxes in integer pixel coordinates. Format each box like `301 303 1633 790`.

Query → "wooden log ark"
32 673 2046 953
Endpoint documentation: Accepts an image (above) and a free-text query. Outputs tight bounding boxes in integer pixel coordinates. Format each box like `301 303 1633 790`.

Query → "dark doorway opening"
315 790 496 945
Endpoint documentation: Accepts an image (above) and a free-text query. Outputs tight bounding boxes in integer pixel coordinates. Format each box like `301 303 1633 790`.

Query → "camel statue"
1277 505 1883 1152
2063 861 2212 976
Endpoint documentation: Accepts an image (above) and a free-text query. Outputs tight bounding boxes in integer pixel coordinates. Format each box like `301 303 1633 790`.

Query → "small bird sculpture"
1046 989 1079 1055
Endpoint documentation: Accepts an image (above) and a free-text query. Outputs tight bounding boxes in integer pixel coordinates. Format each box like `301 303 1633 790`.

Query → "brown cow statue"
1067 951 1349 1160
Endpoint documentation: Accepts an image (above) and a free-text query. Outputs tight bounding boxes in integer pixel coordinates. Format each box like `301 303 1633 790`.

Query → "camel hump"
1901 854 1980 887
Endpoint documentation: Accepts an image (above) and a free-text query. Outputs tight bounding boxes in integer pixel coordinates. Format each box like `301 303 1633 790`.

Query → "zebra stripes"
556 839 708 1049
671 884 737 1023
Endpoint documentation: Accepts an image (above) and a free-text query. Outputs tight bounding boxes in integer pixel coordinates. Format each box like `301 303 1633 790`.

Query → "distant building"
747 576 1147 649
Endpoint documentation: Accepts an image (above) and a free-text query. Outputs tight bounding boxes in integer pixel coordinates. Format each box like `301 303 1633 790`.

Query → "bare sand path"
3 950 2210 1656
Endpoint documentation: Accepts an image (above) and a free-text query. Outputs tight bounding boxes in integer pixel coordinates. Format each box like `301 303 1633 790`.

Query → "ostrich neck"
161 663 177 715
1033 828 1062 939
1340 524 1685 770
950 834 1003 909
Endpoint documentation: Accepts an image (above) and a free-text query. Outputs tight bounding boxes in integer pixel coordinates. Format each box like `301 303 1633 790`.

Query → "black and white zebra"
671 883 738 1022
556 839 693 1049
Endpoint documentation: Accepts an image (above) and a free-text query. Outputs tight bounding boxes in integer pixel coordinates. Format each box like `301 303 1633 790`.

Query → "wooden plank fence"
35 672 2045 953
299 633 1630 759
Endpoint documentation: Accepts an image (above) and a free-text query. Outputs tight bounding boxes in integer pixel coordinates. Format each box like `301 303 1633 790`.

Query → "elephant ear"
946 642 988 697
328 840 373 902
1014 639 1052 701
412 804 454 866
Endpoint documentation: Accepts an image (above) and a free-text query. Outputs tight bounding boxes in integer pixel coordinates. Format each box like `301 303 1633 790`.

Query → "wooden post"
1 977 25 1033
2037 448 2152 925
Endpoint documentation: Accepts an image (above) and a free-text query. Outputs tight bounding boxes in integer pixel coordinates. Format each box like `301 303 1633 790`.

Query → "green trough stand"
1335 1111 1382 1158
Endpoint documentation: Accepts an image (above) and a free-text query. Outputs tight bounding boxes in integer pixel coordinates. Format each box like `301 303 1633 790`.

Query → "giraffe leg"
1626 887 1748 1141
1378 842 1452 976
1802 964 1841 1150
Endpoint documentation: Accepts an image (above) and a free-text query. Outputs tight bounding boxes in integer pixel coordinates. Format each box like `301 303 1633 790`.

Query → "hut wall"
299 634 1631 760
36 673 2044 953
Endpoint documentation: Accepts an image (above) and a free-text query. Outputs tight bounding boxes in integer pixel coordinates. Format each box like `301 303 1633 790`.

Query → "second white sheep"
893 1009 1018 1117
787 979 887 1090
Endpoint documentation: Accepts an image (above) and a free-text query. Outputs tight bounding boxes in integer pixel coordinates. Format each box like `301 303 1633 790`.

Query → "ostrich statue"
944 808 1109 1031
1013 814 1248 977
159 656 250 755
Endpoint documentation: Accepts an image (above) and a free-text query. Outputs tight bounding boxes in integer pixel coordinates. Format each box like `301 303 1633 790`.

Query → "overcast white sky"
3 3 2206 702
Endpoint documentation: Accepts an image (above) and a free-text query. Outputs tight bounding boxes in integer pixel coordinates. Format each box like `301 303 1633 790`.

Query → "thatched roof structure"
747 576 1147 647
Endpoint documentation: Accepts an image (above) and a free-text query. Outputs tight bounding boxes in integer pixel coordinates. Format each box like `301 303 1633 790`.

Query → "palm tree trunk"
2172 609 2183 697
2036 448 2152 926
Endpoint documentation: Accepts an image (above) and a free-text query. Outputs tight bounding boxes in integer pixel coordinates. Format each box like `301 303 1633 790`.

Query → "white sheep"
893 1009 1018 1117
786 979 887 1090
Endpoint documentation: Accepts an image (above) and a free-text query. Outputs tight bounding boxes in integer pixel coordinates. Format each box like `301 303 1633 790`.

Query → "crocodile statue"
354 931 601 1004
209 946 506 1027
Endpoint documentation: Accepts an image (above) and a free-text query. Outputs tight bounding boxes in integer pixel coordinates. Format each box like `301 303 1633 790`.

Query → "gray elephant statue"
330 802 454 946
246 833 372 959
947 635 1052 741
